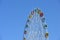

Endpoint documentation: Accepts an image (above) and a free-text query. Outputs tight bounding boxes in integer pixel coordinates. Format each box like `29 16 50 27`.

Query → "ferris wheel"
23 8 49 40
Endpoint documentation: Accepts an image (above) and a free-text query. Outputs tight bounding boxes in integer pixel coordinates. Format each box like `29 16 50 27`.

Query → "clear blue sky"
0 0 60 40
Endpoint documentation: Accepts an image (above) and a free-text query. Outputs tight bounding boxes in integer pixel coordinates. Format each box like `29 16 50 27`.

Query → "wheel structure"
23 8 49 40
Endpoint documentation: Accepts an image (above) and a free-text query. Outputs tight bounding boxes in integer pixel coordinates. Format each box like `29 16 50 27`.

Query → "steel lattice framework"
23 8 49 40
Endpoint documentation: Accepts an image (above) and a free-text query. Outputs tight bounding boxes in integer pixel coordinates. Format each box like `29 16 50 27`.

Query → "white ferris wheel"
23 8 49 40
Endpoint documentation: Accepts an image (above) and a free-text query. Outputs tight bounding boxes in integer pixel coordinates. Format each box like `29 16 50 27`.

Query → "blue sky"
0 0 60 40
